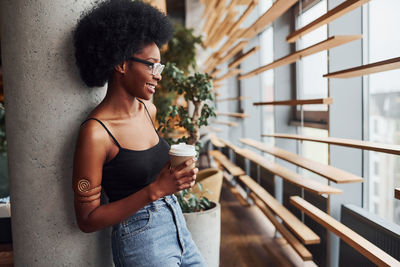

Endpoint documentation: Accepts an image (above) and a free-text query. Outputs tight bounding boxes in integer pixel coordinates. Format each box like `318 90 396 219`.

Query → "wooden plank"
228 46 260 69
227 0 259 36
207 126 223 133
204 0 228 37
218 41 249 66
323 56 400 79
214 69 242 83
236 0 252 5
209 133 226 148
210 68 222 78
240 138 364 183
254 98 333 106
264 133 400 156
209 28 246 71
216 112 249 118
237 148 342 195
213 120 239 127
206 9 238 48
216 96 251 102
229 185 251 207
238 175 320 244
241 0 299 40
290 196 400 267
287 0 369 43
239 35 362 80
249 192 313 261
395 188 400 200
209 150 245 176
202 0 218 18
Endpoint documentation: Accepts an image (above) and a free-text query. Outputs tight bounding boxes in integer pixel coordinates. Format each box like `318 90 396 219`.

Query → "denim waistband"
143 194 177 210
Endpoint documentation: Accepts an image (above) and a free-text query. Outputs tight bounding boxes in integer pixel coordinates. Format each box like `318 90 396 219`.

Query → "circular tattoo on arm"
77 179 91 193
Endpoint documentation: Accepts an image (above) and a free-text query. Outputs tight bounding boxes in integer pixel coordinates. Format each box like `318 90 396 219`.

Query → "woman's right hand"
149 159 198 200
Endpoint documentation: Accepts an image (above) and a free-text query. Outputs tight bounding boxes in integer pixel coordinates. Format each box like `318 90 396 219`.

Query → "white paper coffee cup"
169 143 196 168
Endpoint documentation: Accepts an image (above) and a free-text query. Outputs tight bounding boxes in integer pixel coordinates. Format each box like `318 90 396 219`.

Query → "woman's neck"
99 80 142 120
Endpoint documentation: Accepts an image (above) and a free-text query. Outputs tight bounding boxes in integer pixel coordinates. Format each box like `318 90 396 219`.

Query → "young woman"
72 1 207 266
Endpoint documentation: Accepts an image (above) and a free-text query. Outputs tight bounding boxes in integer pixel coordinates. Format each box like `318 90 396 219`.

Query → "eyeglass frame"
128 57 165 76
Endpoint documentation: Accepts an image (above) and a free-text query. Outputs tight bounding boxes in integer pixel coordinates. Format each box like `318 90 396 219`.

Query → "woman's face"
124 42 162 100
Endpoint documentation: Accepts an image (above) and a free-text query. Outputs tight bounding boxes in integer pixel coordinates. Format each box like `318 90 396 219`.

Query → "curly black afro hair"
73 0 174 87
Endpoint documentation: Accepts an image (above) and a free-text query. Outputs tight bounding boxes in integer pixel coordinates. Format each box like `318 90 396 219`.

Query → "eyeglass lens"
151 63 165 76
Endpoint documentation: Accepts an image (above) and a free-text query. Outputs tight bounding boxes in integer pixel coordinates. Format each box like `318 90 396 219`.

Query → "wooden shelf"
249 192 313 260
214 69 242 83
290 196 400 266
226 0 259 39
218 41 249 66
209 150 245 177
228 46 260 69
238 175 320 245
236 0 252 5
286 0 369 43
395 188 400 200
210 69 221 78
209 133 226 148
254 98 333 106
241 0 299 40
239 35 362 80
216 96 251 102
240 138 363 183
216 137 342 194
206 8 239 48
213 120 239 127
238 148 342 195
206 126 223 133
323 56 400 79
216 112 249 118
264 133 400 155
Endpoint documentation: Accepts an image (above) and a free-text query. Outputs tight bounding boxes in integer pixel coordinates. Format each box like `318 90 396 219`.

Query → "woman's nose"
153 73 162 81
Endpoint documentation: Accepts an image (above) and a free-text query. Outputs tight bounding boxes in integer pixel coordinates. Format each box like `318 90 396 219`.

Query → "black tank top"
82 99 170 202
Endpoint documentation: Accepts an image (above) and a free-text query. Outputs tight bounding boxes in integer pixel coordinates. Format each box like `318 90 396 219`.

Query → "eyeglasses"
129 57 165 76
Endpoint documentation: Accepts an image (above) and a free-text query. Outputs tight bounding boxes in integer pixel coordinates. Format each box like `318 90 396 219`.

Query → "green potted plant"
157 62 222 267
154 24 202 127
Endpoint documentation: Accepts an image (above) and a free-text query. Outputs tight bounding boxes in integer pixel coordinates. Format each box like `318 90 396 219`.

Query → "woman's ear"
114 61 127 75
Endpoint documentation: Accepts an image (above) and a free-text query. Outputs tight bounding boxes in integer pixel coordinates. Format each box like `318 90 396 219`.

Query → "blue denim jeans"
111 195 207 267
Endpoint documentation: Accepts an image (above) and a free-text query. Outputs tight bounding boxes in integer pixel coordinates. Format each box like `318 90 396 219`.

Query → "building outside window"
366 0 400 224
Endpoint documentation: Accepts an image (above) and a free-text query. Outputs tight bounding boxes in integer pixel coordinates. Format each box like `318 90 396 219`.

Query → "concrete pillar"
0 0 112 265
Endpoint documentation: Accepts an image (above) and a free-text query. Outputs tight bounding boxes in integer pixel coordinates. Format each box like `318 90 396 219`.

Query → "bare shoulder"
79 119 109 145
75 119 110 161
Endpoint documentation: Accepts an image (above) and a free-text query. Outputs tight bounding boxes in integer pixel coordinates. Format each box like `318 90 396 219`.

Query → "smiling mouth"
146 83 156 93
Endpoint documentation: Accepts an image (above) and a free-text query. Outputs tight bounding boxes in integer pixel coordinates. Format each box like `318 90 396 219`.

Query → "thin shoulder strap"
137 99 157 132
81 118 121 148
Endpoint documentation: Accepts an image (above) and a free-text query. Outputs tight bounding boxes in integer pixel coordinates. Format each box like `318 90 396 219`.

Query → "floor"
219 182 316 267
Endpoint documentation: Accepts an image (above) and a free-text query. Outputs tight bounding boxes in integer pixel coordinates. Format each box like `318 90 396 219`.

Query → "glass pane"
260 26 274 161
367 0 400 225
297 0 328 111
300 127 329 184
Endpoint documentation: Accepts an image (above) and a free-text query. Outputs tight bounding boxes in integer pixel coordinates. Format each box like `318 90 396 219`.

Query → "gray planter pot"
183 202 221 267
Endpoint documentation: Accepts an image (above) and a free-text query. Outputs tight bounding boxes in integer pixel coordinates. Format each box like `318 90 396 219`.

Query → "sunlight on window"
367 0 400 225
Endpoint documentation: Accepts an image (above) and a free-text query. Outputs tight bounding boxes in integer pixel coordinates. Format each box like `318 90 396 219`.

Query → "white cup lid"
169 143 196 157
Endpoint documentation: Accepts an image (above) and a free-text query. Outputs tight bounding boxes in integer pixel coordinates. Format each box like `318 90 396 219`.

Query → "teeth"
147 84 155 89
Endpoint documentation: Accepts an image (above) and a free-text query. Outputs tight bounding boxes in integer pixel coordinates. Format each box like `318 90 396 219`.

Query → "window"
373 181 379 196
373 161 379 176
295 0 329 183
258 0 275 161
294 0 329 129
366 0 400 225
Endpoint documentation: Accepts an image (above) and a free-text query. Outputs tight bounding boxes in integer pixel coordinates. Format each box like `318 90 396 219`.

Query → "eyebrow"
146 57 160 62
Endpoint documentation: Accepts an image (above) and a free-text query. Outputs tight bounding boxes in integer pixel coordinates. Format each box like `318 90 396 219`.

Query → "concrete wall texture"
0 0 112 265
